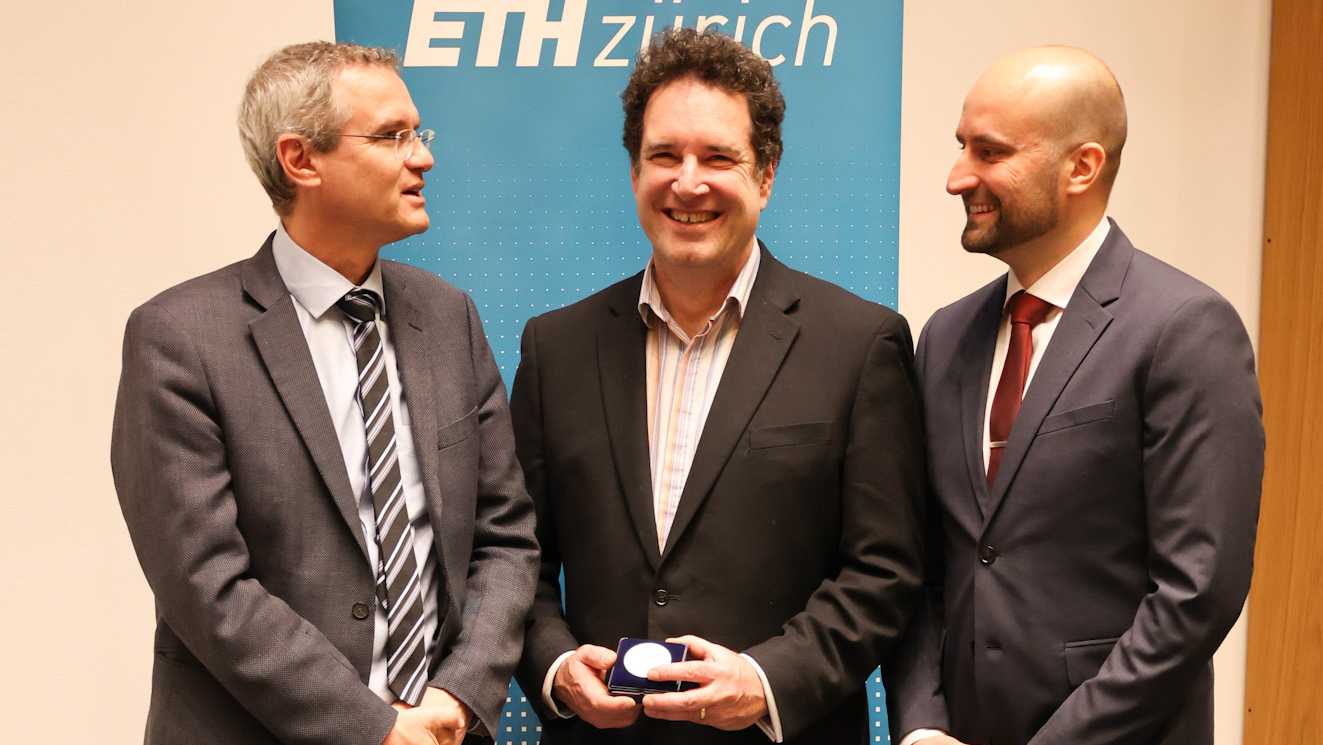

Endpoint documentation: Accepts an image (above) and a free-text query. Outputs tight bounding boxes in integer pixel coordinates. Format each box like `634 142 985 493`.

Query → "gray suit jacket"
111 236 538 745
886 221 1263 745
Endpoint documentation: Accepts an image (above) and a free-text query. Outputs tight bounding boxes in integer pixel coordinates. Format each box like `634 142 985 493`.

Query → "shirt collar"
1005 216 1110 310
271 222 386 320
637 239 761 327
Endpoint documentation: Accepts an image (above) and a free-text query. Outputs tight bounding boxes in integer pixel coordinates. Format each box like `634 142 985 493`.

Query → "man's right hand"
552 644 641 729
382 706 463 745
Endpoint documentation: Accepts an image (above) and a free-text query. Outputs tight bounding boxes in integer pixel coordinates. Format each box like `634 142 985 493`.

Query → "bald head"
969 46 1127 190
947 46 1128 265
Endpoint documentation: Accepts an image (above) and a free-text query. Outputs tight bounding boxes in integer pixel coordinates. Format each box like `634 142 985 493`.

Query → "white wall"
0 1 333 740
0 1 1269 742
898 4 1271 745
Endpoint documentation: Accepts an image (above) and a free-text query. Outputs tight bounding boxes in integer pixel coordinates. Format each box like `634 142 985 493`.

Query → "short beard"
960 181 1060 256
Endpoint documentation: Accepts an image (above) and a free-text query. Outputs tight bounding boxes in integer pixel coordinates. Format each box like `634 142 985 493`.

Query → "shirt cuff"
541 650 578 719
899 728 947 745
739 653 783 743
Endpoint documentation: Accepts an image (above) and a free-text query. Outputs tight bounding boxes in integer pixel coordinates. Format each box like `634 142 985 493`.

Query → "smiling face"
312 64 434 249
631 77 774 277
947 79 1065 256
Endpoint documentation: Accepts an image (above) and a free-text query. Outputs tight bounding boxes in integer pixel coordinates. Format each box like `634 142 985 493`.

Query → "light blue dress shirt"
271 224 440 704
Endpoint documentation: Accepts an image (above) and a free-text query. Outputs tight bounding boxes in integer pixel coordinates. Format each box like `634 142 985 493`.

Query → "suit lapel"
243 239 371 562
382 266 465 604
380 267 442 527
661 249 800 559
959 281 1005 518
984 221 1131 519
597 275 662 571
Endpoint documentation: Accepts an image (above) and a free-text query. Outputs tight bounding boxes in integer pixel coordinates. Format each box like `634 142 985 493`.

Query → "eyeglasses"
338 128 436 160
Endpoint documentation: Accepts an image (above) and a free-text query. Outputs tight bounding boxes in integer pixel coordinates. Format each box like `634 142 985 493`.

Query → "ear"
276 133 321 191
758 161 777 207
629 158 640 191
1064 142 1105 196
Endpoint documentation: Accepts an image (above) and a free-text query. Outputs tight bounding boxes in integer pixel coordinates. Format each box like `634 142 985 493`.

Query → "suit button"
978 545 999 566
653 589 670 606
351 602 370 620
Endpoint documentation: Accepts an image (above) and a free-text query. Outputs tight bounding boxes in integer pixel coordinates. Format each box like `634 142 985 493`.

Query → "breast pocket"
748 421 833 450
1039 400 1116 437
437 406 478 451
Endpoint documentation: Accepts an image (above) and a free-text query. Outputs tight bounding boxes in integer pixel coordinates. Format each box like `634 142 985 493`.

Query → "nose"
947 153 977 195
671 155 710 199
407 139 434 172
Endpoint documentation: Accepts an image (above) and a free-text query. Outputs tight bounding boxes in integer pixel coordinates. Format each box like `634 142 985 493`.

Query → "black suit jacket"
887 221 1263 745
511 245 926 745
110 238 539 745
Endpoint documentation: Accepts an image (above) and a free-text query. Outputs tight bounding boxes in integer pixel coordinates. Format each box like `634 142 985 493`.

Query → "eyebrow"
370 117 413 133
642 141 743 155
956 132 1014 150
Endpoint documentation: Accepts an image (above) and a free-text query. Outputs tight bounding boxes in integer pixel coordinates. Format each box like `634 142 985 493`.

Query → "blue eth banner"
334 1 903 742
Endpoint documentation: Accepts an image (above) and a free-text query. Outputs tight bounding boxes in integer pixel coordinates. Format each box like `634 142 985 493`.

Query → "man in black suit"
886 46 1263 745
111 42 537 745
511 28 925 745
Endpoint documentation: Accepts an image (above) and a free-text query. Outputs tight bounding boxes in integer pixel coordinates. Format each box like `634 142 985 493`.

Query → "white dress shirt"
981 217 1109 470
541 241 784 741
271 224 440 703
899 216 1109 745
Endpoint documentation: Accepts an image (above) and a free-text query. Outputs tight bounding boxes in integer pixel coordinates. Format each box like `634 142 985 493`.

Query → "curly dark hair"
622 28 785 173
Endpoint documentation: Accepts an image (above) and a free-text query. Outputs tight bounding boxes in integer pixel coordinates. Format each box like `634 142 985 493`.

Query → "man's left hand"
642 635 768 730
393 687 472 744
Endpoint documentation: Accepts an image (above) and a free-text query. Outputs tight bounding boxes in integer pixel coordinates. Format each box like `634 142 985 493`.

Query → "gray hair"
238 41 400 215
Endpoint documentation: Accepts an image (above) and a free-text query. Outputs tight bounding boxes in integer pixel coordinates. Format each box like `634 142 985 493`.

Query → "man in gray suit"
887 47 1263 745
111 41 537 745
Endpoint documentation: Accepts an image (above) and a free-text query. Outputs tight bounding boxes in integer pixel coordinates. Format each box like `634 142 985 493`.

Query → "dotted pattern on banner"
498 691 542 745
336 2 904 743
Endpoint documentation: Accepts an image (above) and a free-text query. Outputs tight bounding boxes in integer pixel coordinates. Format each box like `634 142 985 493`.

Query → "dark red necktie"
987 291 1055 486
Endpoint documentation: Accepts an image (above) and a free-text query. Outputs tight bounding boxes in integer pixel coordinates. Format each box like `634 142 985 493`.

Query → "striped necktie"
337 289 430 705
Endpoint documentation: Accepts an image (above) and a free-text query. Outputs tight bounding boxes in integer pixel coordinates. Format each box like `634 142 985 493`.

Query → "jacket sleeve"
427 294 541 737
509 314 583 721
742 313 928 741
884 317 953 741
110 301 398 745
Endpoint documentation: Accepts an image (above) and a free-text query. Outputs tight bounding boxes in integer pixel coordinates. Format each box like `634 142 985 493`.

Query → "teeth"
968 204 995 214
670 210 717 224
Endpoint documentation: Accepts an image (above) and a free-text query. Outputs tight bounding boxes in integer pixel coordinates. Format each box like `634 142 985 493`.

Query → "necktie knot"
1006 290 1054 327
337 289 382 325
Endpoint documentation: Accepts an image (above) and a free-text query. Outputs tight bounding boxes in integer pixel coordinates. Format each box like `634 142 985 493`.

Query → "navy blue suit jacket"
887 221 1263 745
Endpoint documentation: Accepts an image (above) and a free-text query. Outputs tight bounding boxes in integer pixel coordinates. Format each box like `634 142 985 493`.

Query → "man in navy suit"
887 46 1263 745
